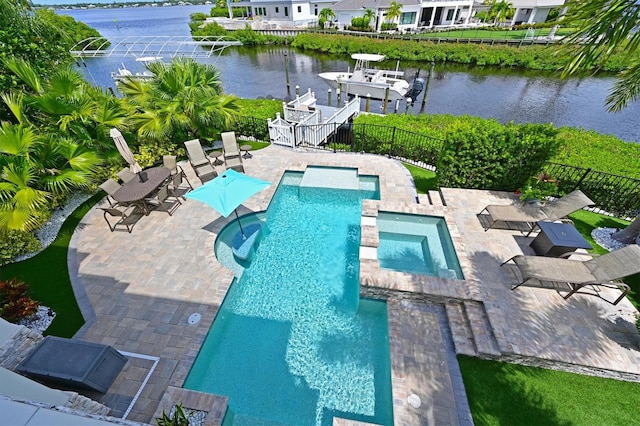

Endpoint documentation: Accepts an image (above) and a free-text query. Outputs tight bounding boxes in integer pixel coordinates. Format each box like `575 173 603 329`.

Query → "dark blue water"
58 6 640 142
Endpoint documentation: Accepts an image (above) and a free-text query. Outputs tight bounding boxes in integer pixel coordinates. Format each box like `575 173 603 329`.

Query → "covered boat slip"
267 89 361 147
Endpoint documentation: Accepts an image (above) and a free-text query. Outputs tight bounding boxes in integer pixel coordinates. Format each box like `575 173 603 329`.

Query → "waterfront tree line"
1 0 639 262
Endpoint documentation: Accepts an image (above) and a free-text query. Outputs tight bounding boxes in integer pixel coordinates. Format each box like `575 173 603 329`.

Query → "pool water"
184 171 393 426
377 212 463 279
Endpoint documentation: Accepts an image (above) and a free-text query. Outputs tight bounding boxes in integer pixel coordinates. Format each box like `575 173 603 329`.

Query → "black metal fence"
545 163 640 218
231 116 640 218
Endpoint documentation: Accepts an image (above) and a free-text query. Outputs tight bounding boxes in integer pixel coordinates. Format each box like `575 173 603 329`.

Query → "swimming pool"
377 212 463 279
184 169 393 425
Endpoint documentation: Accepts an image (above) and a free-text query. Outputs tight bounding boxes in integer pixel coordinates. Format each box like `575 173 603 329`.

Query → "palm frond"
606 60 640 112
1 92 26 124
2 57 43 93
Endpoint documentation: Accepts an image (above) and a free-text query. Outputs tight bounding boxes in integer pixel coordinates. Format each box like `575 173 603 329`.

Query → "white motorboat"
111 56 161 82
319 53 414 101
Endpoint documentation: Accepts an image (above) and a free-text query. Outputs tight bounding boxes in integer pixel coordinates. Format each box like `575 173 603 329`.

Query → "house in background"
208 0 564 30
323 0 476 31
219 0 336 27
509 0 561 25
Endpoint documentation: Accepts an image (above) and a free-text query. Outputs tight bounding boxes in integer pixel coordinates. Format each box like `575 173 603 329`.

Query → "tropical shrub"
436 121 560 190
0 229 41 266
0 278 40 323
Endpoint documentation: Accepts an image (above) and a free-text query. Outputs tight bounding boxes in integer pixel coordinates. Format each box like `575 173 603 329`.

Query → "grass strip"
0 192 103 337
403 163 438 193
458 355 640 426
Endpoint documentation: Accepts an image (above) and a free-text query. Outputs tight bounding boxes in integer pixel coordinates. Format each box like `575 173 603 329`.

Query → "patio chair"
100 205 144 233
184 139 218 184
221 131 241 159
163 155 193 192
501 244 640 305
117 168 137 183
99 178 122 206
225 155 245 173
168 170 193 200
478 190 594 236
145 184 182 216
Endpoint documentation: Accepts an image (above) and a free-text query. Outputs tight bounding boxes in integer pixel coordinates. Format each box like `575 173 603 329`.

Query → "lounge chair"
501 244 640 305
221 131 241 159
184 139 218 184
99 178 122 206
479 190 594 236
100 205 144 233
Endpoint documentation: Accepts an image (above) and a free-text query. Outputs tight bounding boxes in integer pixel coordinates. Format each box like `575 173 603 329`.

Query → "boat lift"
70 35 242 60
268 89 361 148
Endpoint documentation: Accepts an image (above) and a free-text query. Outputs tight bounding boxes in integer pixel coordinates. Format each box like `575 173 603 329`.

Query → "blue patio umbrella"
185 169 270 238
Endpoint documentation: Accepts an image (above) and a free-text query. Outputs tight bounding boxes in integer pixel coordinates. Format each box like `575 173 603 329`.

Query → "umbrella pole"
234 210 246 239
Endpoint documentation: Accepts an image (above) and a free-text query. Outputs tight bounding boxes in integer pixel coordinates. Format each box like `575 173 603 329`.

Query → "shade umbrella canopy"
110 128 142 174
185 169 270 218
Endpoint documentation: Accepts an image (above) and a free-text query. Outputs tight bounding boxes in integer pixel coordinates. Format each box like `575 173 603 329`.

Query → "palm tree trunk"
612 214 640 244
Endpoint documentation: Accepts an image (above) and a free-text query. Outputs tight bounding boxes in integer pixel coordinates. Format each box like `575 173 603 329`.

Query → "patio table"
113 166 170 215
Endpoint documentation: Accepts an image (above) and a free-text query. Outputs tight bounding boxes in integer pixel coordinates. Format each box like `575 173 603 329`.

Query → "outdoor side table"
240 144 253 159
209 150 224 165
530 221 592 257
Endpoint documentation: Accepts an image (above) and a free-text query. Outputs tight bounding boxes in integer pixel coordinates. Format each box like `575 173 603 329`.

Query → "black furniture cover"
16 336 128 393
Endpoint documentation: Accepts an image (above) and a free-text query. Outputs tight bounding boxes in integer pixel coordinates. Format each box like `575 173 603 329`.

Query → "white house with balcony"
221 0 336 27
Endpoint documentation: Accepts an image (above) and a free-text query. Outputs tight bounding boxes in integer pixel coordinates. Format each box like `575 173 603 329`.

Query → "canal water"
59 6 640 142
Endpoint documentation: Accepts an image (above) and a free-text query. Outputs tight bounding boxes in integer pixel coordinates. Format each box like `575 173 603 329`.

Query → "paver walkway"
67 145 640 425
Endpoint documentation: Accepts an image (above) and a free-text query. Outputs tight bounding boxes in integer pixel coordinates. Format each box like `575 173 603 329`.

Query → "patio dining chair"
163 155 193 194
184 139 218 184
117 168 137 183
145 184 182 216
478 190 594 236
501 244 640 305
100 205 145 233
169 170 193 200
99 178 122 207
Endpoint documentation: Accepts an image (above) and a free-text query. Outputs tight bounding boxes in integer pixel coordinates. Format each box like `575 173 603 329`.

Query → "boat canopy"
351 53 386 62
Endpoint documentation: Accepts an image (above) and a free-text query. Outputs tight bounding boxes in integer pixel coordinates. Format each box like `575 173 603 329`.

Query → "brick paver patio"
67 145 640 425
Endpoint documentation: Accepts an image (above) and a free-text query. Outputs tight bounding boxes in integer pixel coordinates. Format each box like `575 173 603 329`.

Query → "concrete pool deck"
66 145 640 424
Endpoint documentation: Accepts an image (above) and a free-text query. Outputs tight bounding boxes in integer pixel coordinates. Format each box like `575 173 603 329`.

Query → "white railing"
268 93 361 147
267 113 295 147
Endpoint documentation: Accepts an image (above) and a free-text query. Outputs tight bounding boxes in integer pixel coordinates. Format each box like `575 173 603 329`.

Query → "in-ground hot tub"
377 212 463 279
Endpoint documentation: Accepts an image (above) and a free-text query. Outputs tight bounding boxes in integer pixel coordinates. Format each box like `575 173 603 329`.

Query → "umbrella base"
232 223 262 261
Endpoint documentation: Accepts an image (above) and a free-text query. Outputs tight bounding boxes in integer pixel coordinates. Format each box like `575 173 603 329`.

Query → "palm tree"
561 0 640 112
386 1 402 25
484 0 514 26
0 60 104 231
118 58 239 144
318 8 335 29
363 8 376 30
560 0 640 243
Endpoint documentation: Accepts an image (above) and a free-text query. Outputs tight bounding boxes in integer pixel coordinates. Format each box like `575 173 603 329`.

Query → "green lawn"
413 27 575 41
459 355 640 426
0 192 103 337
404 163 438 193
